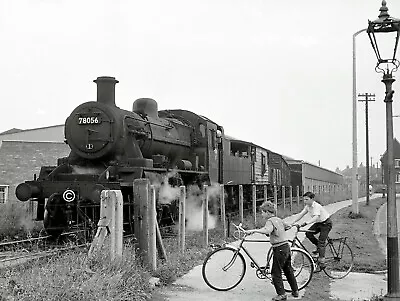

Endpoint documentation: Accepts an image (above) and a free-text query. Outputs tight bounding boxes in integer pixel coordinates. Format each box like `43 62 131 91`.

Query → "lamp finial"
378 0 390 20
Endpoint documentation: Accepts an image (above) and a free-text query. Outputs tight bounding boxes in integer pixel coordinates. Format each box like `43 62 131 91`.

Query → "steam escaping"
184 183 220 231
149 171 221 232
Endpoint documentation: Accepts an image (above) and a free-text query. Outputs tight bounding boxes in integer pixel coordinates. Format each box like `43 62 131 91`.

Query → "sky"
1 0 400 172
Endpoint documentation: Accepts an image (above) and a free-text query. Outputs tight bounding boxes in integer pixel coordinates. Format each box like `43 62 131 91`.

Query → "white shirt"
302 201 330 223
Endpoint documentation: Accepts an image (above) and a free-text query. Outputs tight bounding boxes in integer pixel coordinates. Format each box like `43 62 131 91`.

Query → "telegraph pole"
358 92 375 205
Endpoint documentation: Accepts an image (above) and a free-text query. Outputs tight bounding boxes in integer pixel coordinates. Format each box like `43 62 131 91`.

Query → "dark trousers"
271 243 298 295
305 218 332 258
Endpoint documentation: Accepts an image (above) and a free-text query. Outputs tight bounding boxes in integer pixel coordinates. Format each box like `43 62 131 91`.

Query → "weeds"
0 203 42 240
1 246 152 301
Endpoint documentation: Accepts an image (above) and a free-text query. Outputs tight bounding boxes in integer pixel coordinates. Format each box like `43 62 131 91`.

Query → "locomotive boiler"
15 76 224 237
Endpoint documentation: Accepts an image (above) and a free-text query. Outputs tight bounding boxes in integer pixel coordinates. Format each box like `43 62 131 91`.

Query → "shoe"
272 294 287 301
291 291 299 298
318 258 326 269
314 265 323 273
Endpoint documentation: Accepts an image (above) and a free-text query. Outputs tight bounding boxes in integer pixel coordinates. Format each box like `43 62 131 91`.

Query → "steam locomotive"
15 76 225 237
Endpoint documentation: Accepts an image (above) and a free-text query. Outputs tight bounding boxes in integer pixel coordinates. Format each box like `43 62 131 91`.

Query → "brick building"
0 125 69 204
380 138 400 191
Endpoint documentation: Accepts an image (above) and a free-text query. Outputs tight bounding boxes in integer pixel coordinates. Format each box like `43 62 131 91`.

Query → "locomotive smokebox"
93 76 119 106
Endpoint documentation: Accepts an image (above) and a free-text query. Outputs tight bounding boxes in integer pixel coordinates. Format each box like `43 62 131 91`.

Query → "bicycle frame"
291 228 348 262
224 236 270 272
326 237 348 259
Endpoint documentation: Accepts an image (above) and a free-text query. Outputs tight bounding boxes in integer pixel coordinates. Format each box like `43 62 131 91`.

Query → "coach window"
396 174 400 183
0 185 9 203
396 159 400 168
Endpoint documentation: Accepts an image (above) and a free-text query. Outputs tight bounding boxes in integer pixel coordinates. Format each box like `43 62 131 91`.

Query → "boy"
289 191 332 269
245 201 298 301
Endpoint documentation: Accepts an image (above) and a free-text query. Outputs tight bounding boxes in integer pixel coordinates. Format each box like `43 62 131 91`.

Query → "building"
380 138 400 191
0 125 68 204
284 158 345 195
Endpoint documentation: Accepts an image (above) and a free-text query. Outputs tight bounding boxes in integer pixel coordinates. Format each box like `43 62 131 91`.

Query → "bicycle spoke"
323 240 354 279
202 247 246 291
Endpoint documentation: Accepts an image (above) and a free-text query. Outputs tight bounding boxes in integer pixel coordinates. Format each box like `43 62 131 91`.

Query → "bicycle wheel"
284 247 314 292
323 239 354 279
202 246 246 291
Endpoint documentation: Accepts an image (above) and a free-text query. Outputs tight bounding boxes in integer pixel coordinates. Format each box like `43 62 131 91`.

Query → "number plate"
78 116 101 125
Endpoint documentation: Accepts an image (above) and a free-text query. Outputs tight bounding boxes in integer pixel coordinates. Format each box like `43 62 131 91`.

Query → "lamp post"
367 1 400 298
353 28 367 214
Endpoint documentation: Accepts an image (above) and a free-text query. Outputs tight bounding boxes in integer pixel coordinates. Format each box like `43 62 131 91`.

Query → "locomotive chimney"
93 76 119 106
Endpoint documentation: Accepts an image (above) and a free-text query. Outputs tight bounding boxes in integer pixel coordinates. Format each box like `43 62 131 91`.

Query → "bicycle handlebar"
291 223 317 234
232 223 246 233
231 223 316 241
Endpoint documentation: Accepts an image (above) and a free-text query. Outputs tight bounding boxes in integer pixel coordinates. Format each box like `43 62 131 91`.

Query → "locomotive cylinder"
94 76 119 106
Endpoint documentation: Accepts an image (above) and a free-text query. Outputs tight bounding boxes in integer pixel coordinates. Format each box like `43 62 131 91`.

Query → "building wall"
303 163 343 185
380 138 400 192
0 141 70 203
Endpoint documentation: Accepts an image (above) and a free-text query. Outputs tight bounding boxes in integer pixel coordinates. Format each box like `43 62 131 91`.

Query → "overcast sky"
1 0 400 172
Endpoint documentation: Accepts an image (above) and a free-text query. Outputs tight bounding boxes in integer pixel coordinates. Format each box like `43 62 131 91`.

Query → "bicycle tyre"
284 247 314 292
202 246 246 291
323 239 354 279
266 246 314 292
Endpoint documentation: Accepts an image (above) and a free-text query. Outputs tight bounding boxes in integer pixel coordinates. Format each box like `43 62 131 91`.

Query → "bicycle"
202 223 314 292
280 224 354 279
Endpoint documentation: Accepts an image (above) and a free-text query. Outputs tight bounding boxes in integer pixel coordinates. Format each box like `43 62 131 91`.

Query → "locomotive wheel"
44 193 68 238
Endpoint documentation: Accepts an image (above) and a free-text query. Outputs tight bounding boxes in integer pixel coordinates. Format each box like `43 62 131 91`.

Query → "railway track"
0 230 91 268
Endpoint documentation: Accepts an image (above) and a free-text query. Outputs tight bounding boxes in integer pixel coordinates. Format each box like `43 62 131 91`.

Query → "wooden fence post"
264 185 268 202
133 178 157 270
239 185 244 224
148 186 157 270
203 185 209 247
273 185 278 212
297 186 300 206
110 190 123 261
220 184 227 239
252 184 257 226
178 185 186 253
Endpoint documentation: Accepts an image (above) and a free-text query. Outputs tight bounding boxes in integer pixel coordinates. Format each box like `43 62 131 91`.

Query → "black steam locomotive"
16 76 224 237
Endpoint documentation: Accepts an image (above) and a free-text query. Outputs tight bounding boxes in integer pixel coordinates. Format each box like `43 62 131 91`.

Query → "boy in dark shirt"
245 201 299 301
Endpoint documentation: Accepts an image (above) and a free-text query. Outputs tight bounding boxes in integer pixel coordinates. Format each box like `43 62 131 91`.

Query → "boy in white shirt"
289 191 332 269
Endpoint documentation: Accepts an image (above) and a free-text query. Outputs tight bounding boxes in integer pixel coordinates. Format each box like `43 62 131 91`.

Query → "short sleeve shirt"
266 216 288 246
304 201 330 223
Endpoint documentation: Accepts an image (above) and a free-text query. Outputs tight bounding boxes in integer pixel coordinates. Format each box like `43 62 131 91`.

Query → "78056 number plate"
78 116 101 125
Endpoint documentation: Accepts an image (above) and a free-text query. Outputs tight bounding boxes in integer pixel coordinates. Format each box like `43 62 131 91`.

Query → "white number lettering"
78 116 100 124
